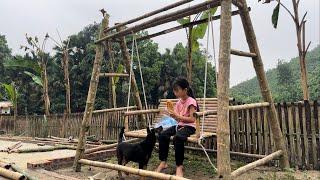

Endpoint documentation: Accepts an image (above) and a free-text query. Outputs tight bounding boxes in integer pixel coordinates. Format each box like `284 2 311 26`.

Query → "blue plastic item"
154 115 178 130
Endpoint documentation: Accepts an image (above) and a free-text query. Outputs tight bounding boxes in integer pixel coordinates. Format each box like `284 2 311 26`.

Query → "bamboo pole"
92 106 136 113
105 0 193 32
230 49 257 58
116 25 144 127
230 150 283 178
96 0 221 43
229 102 270 111
123 109 160 116
78 159 190 180
84 138 140 154
238 0 290 168
0 167 25 180
99 73 129 77
73 14 109 172
126 8 248 44
217 0 232 178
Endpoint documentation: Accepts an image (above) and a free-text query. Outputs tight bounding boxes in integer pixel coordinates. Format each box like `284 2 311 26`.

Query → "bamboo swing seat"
123 98 234 143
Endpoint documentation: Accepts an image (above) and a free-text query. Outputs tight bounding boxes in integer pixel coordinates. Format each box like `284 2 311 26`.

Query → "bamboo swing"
73 0 290 179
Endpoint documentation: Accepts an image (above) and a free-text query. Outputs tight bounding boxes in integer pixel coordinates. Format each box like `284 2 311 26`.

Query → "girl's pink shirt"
174 97 197 128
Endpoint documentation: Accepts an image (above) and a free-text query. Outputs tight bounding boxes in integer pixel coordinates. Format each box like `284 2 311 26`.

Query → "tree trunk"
238 0 290 169
187 25 193 84
292 0 309 100
217 0 232 178
63 50 71 114
41 61 50 116
73 14 109 172
116 26 143 112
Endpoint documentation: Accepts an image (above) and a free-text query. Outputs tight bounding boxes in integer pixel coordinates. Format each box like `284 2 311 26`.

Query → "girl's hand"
169 110 180 121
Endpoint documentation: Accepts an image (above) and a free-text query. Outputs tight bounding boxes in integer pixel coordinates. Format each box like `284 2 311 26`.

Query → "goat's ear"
147 127 151 134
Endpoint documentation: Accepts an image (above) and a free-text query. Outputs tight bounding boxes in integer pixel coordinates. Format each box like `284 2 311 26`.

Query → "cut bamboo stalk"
238 0 289 168
79 159 190 180
217 0 232 177
7 141 22 151
96 0 221 43
99 73 129 77
0 166 25 180
92 106 136 113
84 138 140 154
230 49 257 58
73 14 109 172
0 162 11 169
123 109 160 116
231 150 283 178
229 102 269 111
193 110 217 117
105 0 193 32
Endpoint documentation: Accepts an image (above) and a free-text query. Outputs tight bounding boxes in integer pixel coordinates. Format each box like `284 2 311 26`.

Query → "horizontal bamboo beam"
229 102 270 111
126 8 250 44
231 150 283 177
193 110 217 117
84 138 140 154
105 0 193 32
93 106 136 113
79 159 190 180
99 73 129 77
156 144 266 159
95 0 221 43
0 166 25 180
123 109 160 116
230 49 257 58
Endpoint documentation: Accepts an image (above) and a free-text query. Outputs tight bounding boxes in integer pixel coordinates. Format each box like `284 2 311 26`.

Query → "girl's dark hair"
172 77 199 111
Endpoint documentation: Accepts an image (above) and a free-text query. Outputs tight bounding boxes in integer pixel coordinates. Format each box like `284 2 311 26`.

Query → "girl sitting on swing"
156 77 199 177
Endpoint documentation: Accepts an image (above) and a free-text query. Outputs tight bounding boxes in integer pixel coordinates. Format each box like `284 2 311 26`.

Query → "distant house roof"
0 101 13 108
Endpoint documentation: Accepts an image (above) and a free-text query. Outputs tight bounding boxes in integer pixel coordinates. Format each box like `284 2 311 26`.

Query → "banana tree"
177 7 217 84
4 34 51 115
260 0 311 100
1 83 18 132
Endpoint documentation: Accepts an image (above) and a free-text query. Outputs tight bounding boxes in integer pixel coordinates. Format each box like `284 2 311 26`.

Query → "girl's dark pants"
158 125 195 166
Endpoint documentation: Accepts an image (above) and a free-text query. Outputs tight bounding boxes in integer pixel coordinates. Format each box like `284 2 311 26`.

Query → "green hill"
231 45 320 103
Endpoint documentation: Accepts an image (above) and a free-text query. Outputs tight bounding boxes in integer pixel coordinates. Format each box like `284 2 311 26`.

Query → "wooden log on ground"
105 0 193 32
14 145 76 153
7 141 22 151
84 138 140 154
8 162 37 180
0 166 25 180
230 49 257 58
231 150 283 177
123 109 160 116
79 159 190 180
0 162 11 169
229 102 270 111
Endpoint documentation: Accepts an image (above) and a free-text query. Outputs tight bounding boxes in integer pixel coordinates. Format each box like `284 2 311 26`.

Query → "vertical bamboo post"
105 40 117 108
187 25 193 84
217 0 232 178
73 14 109 172
237 0 290 169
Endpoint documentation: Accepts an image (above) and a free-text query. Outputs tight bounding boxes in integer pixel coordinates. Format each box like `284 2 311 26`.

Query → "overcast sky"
0 0 319 86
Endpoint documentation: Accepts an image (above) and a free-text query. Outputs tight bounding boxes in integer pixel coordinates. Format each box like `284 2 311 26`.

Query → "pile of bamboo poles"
0 160 36 180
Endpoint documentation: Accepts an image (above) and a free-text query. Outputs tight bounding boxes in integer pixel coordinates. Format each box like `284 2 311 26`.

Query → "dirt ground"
0 139 319 180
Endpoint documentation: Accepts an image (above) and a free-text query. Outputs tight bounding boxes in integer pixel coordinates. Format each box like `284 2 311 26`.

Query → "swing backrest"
154 98 220 133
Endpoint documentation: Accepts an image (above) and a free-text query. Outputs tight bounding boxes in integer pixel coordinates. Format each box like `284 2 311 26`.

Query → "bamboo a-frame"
73 0 289 179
